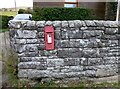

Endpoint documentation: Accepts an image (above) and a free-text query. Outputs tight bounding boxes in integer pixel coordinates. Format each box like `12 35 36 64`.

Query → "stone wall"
9 20 120 79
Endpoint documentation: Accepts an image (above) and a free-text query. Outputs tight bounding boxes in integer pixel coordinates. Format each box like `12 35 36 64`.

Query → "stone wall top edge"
9 20 119 29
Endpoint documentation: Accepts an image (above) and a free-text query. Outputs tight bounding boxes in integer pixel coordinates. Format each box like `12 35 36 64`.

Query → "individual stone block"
64 58 79 66
38 28 44 32
87 58 104 66
47 58 64 67
83 48 100 58
80 58 88 66
61 28 69 39
60 40 70 48
23 30 37 38
69 48 83 58
69 66 83 72
68 21 75 27
105 28 118 35
95 64 118 77
26 21 36 26
85 70 96 77
15 44 26 53
15 39 26 44
57 48 69 58
26 39 38 44
26 44 39 52
36 62 47 70
83 30 104 38
45 21 53 26
38 39 44 44
74 20 86 27
62 21 68 27
94 20 104 27
18 62 37 69
55 30 61 40
18 69 28 78
84 20 96 27
103 57 119 64
68 28 83 39
53 21 61 27
38 32 44 38
27 69 51 78
103 21 118 27
25 52 39 57
36 21 45 27
38 44 45 50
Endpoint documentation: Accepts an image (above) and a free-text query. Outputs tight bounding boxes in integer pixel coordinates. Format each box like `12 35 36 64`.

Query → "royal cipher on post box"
44 26 55 50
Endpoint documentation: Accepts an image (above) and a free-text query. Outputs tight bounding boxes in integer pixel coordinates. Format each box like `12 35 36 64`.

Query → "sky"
0 0 33 8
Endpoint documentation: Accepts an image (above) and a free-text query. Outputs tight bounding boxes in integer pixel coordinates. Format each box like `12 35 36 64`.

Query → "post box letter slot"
47 33 52 43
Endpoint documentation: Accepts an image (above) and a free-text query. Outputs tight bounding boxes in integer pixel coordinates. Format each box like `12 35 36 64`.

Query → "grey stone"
26 39 38 44
64 58 79 66
103 57 119 64
23 30 37 38
68 28 83 39
68 21 75 27
94 20 104 27
38 28 44 32
15 39 26 44
36 21 45 27
61 28 69 39
18 69 28 78
47 58 64 67
83 48 100 58
53 21 61 27
36 63 47 70
26 44 39 52
74 20 86 27
69 48 83 58
38 39 44 44
62 21 68 27
38 44 45 50
105 28 118 35
38 32 44 38
15 44 26 53
95 64 118 77
18 62 37 69
103 21 118 27
83 30 104 38
26 21 36 27
87 58 104 66
60 40 69 48
85 70 96 77
45 21 53 26
57 48 69 58
25 52 39 57
85 20 96 27
55 30 61 39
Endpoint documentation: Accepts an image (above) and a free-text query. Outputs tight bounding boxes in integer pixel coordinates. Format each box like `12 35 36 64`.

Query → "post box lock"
44 26 54 50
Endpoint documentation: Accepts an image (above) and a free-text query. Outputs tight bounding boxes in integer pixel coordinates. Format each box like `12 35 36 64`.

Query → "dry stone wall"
9 20 120 79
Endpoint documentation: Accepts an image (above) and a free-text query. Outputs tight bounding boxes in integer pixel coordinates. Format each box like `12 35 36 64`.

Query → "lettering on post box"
44 26 54 50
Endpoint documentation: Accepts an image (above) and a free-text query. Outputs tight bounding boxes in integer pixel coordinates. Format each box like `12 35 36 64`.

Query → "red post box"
44 26 54 50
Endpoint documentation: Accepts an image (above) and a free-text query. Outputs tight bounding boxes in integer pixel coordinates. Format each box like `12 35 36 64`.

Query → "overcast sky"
0 0 33 8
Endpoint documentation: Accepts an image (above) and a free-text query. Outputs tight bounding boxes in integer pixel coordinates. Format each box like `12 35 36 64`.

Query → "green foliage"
32 7 94 21
18 9 26 14
18 9 33 14
0 15 10 29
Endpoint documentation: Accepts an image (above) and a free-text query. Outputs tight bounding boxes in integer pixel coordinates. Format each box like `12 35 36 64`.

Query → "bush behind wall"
32 8 95 21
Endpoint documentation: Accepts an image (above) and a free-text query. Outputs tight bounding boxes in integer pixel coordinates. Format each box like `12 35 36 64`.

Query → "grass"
0 11 17 16
0 28 9 32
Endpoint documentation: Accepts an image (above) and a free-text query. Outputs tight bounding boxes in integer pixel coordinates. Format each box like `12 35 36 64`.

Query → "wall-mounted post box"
44 26 54 50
